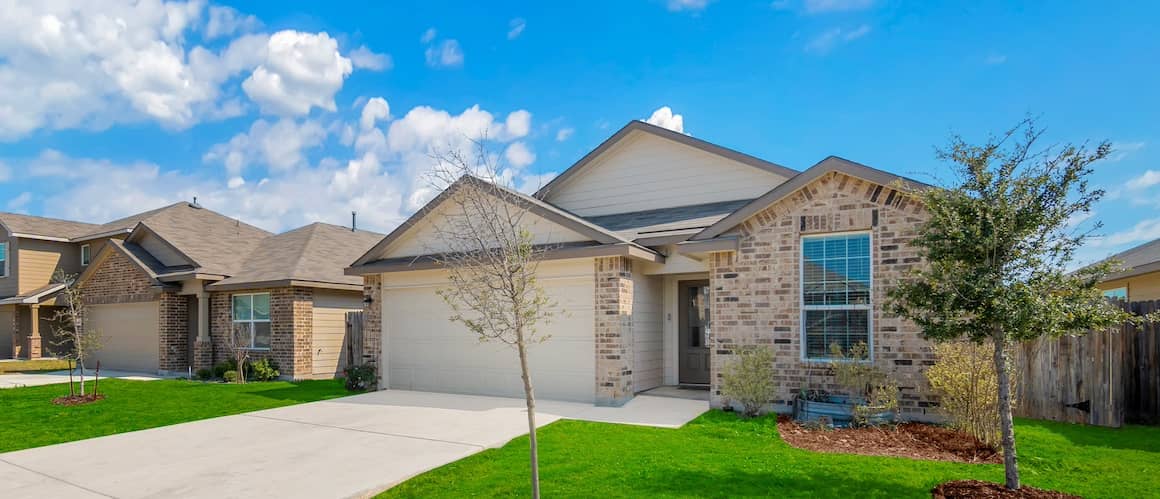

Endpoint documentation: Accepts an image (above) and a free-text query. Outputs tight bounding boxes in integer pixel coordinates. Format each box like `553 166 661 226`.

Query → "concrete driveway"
0 389 707 499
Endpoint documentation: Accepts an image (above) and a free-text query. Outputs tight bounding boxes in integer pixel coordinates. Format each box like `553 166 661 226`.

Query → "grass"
0 358 72 373
382 411 1160 498
0 378 351 453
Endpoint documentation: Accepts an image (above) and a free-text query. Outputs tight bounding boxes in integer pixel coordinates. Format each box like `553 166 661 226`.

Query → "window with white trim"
0 242 7 278
801 232 871 360
1102 287 1127 301
232 293 271 349
80 244 91 266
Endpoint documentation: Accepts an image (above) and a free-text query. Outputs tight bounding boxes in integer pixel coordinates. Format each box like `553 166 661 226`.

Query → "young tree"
49 269 102 397
426 140 556 499
225 323 251 384
889 119 1135 490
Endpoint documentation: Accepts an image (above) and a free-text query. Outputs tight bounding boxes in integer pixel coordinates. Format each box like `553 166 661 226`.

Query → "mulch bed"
932 480 1080 498
52 394 106 406
776 415 1000 464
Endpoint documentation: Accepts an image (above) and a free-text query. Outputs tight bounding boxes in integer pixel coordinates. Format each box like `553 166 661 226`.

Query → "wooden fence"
345 311 365 370
1014 300 1160 427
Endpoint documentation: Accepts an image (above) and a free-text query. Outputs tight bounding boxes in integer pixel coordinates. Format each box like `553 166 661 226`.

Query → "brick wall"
710 171 937 419
209 287 314 379
361 274 382 382
594 256 634 406
158 292 189 371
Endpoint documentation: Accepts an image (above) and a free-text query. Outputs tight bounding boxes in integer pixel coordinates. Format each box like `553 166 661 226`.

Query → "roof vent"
190 196 202 209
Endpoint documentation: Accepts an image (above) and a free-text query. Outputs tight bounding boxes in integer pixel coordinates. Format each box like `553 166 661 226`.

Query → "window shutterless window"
0 242 7 278
232 293 271 349
1102 287 1127 301
801 232 872 360
81 244 91 266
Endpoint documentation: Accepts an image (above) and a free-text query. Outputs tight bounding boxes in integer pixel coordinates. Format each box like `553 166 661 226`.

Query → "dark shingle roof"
211 223 384 289
0 212 101 239
583 199 753 241
127 203 272 276
1100 238 1160 279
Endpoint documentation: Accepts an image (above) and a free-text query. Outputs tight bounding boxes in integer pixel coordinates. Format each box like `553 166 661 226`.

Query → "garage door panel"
383 269 595 403
88 302 159 373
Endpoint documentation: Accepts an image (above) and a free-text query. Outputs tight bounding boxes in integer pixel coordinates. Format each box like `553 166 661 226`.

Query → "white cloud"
420 28 438 44
349 45 393 71
242 31 354 116
507 18 527 40
505 142 536 168
360 97 392 129
668 0 712 12
504 110 532 139
805 24 872 54
1090 218 1160 249
556 127 575 142
7 192 32 211
425 39 464 68
204 118 328 174
1109 141 1146 162
803 0 875 14
205 5 260 39
645 106 685 133
1127 170 1160 191
227 176 246 189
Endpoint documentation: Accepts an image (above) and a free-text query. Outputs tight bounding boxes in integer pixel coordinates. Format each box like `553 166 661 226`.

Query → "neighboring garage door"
311 291 361 378
382 259 596 402
0 305 13 359
88 301 159 372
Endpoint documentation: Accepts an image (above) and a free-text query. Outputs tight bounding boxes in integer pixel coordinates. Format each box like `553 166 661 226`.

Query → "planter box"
794 395 895 428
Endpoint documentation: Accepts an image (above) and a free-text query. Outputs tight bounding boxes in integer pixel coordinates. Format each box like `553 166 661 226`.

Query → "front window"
232 293 271 349
0 242 8 278
81 244 91 266
1103 287 1127 301
801 232 871 360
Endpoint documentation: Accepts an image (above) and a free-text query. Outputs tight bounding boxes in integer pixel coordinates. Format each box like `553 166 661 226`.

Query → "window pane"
232 295 252 321
253 322 272 349
252 293 271 321
0 242 7 260
803 309 870 359
824 237 847 259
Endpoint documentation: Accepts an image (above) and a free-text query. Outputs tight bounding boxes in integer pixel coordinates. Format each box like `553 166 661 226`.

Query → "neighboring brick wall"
361 275 382 385
80 250 157 305
158 292 189 371
710 171 937 419
594 256 634 406
210 287 314 379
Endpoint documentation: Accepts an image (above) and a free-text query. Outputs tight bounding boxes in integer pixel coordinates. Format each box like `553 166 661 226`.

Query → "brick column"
192 292 213 371
595 256 634 406
362 275 383 384
28 305 42 359
157 292 189 373
290 287 314 378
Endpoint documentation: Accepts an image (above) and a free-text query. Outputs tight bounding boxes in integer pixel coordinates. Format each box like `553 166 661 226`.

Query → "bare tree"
49 269 102 397
425 139 556 499
224 323 251 384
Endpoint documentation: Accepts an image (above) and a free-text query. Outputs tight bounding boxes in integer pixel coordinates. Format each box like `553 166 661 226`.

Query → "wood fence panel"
345 311 364 370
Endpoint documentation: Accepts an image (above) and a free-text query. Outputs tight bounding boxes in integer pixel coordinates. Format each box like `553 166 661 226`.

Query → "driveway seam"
0 456 117 499
240 413 489 450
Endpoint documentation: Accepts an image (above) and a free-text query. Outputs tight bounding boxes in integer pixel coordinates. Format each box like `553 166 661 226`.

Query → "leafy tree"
888 119 1135 490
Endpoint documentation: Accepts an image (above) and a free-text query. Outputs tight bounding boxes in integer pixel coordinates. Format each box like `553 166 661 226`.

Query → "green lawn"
0 378 351 453
382 411 1160 498
0 358 72 373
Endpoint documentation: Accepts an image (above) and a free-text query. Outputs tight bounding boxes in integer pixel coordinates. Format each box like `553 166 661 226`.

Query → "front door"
678 281 711 385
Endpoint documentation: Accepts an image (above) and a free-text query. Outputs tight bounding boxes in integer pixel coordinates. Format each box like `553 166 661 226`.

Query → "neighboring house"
2 202 382 379
1095 238 1160 302
347 120 938 418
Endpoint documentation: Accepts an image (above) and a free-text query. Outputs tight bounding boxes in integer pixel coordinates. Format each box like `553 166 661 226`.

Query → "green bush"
222 370 239 383
213 360 237 379
195 368 214 381
830 342 899 426
344 364 376 391
720 346 778 417
248 358 280 381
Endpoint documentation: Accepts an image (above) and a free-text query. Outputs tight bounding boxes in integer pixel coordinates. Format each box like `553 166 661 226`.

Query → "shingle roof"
0 212 101 240
583 199 753 242
211 223 384 290
126 203 272 276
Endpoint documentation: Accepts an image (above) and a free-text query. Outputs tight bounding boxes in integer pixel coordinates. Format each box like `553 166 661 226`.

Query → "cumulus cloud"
507 18 527 40
505 142 536 168
425 39 465 68
242 31 354 116
420 28 438 44
668 0 712 12
645 106 685 133
805 24 871 54
204 118 328 174
556 127 575 142
360 97 392 129
349 45 393 71
1090 217 1160 249
205 5 260 39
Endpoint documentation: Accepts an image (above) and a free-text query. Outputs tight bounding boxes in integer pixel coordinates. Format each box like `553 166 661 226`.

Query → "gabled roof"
0 212 101 240
351 175 655 268
691 156 930 241
75 238 175 290
533 120 799 200
0 283 67 305
122 202 272 277
210 223 383 291
583 199 753 243
1096 238 1160 281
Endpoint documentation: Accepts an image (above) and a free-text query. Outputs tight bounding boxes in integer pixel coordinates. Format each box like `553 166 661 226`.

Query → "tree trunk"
993 335 1020 490
516 328 541 499
78 358 86 396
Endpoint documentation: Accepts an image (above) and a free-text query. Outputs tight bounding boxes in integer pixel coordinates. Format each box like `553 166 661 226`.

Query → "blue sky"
0 0 1156 265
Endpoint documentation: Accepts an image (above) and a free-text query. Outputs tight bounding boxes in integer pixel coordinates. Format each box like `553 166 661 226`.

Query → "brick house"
348 120 938 418
2 203 381 380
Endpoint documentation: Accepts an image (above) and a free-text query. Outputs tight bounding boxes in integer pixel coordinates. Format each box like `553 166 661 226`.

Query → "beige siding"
311 290 362 378
382 196 593 259
543 131 790 217
0 236 16 298
137 232 189 267
380 259 596 402
88 301 160 372
633 268 664 392
16 239 72 295
1101 273 1160 302
0 305 13 359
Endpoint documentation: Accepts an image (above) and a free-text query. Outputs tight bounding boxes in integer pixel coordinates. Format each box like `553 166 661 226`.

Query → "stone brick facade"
361 274 382 383
709 172 937 419
158 292 189 371
594 256 634 406
209 287 314 379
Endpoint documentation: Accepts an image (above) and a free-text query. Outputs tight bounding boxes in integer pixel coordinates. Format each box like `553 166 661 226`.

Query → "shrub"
213 359 237 379
222 370 239 383
720 346 778 417
248 358 280 381
926 341 1014 447
344 364 376 391
195 368 214 381
830 342 898 426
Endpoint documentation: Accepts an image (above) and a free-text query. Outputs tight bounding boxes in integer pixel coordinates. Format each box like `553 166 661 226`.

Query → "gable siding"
543 132 789 217
137 232 189 267
16 239 74 295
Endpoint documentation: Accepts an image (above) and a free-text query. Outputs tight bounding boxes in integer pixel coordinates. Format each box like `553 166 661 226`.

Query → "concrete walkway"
0 369 167 389
0 389 708 499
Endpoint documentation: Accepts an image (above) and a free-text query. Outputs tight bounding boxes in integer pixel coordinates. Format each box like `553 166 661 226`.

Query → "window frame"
1102 287 1128 301
231 292 272 350
799 230 874 362
0 241 8 278
80 244 91 267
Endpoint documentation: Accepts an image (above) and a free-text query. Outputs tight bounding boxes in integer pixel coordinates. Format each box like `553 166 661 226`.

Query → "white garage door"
88 301 159 373
382 260 596 402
